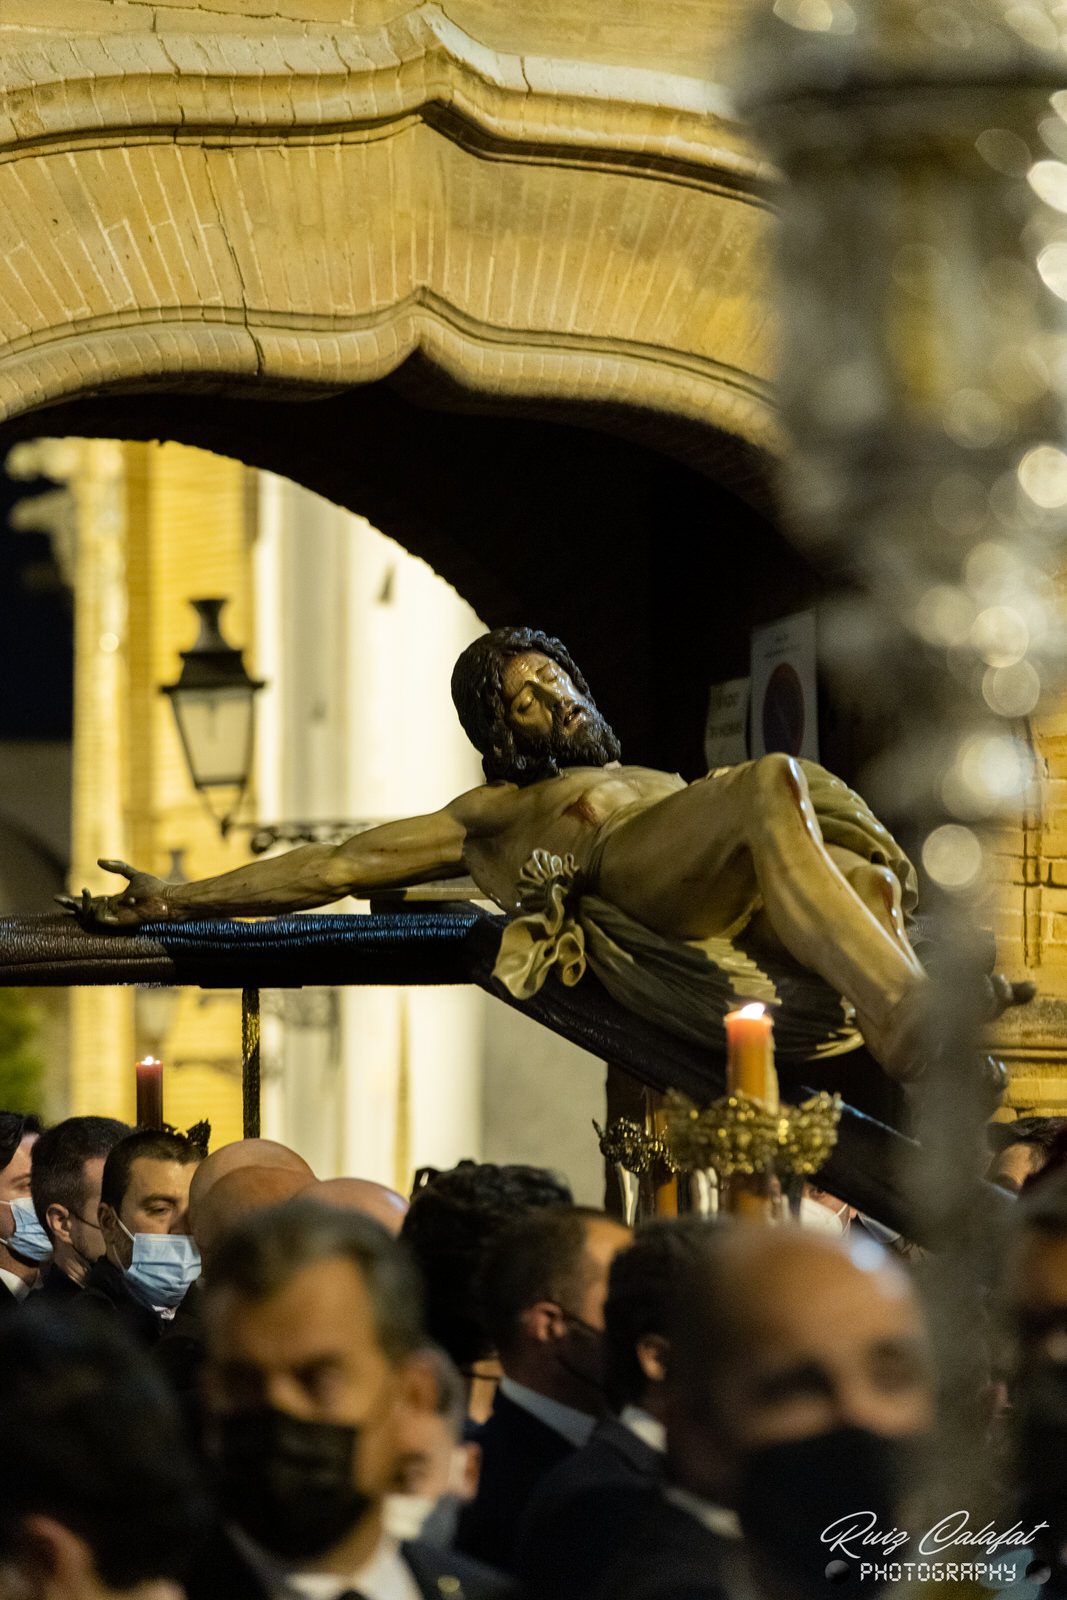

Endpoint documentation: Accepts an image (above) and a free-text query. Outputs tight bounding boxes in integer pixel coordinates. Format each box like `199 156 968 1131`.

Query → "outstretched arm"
60 798 488 927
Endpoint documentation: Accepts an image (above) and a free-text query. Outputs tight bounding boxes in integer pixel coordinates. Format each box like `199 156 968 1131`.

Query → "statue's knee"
849 861 899 913
750 753 804 807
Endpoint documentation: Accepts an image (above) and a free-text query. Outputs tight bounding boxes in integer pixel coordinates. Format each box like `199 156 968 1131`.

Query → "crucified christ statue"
60 626 1027 1083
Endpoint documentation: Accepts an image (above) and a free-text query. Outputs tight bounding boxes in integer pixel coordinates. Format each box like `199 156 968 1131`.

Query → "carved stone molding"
0 5 768 193
0 1 778 471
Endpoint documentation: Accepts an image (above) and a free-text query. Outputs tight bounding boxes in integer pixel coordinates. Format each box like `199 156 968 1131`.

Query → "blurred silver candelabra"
736 0 1067 1524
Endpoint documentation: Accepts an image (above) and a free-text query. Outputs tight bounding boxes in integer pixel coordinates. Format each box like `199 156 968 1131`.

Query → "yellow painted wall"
69 440 253 1144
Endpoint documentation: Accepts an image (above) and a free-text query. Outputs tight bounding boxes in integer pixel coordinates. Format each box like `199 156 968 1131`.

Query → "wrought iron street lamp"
161 599 264 835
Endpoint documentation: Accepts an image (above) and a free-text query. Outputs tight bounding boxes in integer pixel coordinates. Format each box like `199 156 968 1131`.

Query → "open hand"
56 859 174 928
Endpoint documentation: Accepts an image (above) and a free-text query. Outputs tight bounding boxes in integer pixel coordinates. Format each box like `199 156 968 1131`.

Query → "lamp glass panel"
135 986 181 1043
172 687 255 789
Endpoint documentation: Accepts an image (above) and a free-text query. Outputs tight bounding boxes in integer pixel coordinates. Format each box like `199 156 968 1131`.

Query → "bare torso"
458 763 686 913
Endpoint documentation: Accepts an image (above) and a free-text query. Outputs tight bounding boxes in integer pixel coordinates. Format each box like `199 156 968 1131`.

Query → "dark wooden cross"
0 907 1011 1257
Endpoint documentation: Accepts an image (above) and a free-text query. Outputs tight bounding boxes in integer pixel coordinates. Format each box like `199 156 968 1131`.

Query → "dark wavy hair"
401 1160 573 1366
100 1128 201 1216
450 626 619 784
0 1112 43 1175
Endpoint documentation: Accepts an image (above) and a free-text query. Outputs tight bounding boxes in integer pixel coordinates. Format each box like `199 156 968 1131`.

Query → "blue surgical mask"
118 1220 200 1308
2 1196 53 1264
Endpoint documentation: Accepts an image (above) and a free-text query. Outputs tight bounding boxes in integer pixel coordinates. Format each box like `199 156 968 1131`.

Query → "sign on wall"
704 677 750 768
750 610 819 762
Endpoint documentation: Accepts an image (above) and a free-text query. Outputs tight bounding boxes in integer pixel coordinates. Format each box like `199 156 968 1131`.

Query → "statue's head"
451 627 622 785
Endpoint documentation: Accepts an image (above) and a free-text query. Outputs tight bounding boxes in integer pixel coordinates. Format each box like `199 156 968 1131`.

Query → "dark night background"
0 463 73 741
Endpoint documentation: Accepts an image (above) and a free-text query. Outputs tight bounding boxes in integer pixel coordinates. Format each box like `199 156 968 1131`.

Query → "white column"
336 510 486 1187
254 471 485 1184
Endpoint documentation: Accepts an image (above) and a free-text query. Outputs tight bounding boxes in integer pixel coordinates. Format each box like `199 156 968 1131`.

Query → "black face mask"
737 1426 920 1597
553 1308 607 1400
215 1407 372 1562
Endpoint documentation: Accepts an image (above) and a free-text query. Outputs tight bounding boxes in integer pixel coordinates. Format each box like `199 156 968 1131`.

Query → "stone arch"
0 0 821 785
0 0 777 494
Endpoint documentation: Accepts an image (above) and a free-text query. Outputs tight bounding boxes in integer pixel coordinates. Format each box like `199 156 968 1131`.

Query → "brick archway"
0 0 776 493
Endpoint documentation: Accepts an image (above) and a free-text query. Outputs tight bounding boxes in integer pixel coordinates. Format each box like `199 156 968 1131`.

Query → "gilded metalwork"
592 1117 678 1177
661 1089 843 1180
242 986 261 1140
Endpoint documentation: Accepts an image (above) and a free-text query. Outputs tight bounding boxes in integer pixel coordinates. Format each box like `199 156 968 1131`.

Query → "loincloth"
494 760 917 1063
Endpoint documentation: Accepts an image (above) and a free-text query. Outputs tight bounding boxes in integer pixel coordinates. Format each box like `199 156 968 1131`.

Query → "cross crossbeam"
0 910 1011 1255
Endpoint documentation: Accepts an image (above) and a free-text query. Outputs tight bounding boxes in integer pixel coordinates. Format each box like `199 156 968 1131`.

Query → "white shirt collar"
618 1405 667 1454
664 1486 742 1541
0 1266 31 1301
233 1530 419 1600
499 1375 597 1448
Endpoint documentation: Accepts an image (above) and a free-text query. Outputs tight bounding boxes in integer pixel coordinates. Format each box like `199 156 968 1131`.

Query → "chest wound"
563 796 600 827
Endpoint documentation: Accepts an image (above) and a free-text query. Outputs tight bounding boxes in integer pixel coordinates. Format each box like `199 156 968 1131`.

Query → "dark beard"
510 708 622 785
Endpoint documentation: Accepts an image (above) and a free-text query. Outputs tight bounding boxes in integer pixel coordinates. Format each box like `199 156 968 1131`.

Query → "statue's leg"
736 760 931 1078
748 848 915 966
825 846 914 961
597 756 928 1080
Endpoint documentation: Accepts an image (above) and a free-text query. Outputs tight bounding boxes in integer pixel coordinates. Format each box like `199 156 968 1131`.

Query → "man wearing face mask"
83 1128 202 1343
193 1198 513 1600
798 1183 922 1264
0 1110 46 1306
28 1116 131 1300
384 1344 480 1548
797 1184 853 1237
585 1225 934 1600
455 1205 632 1572
515 1218 716 1599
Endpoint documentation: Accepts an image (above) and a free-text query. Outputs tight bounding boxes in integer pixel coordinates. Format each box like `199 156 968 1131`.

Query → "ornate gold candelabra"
596 1006 842 1223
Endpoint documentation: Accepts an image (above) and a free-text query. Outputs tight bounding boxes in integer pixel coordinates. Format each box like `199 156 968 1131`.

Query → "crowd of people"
2 1106 1067 1600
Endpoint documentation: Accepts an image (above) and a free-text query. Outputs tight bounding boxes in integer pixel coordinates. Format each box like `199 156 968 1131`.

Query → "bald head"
193 1166 312 1265
667 1227 932 1501
189 1139 313 1228
305 1177 409 1236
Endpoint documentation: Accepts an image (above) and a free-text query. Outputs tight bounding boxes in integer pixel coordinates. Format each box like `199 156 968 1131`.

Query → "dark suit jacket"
80 1257 161 1345
515 1416 663 1596
0 1277 20 1314
585 1489 742 1600
404 1539 517 1599
40 1263 82 1302
455 1392 577 1572
187 1524 516 1600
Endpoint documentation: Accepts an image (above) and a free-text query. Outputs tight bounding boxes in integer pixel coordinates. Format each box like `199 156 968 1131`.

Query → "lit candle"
135 1057 164 1128
723 1004 778 1222
724 1003 779 1112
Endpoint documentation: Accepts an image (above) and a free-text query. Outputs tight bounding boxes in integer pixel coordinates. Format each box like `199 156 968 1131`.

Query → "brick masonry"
0 1 779 482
